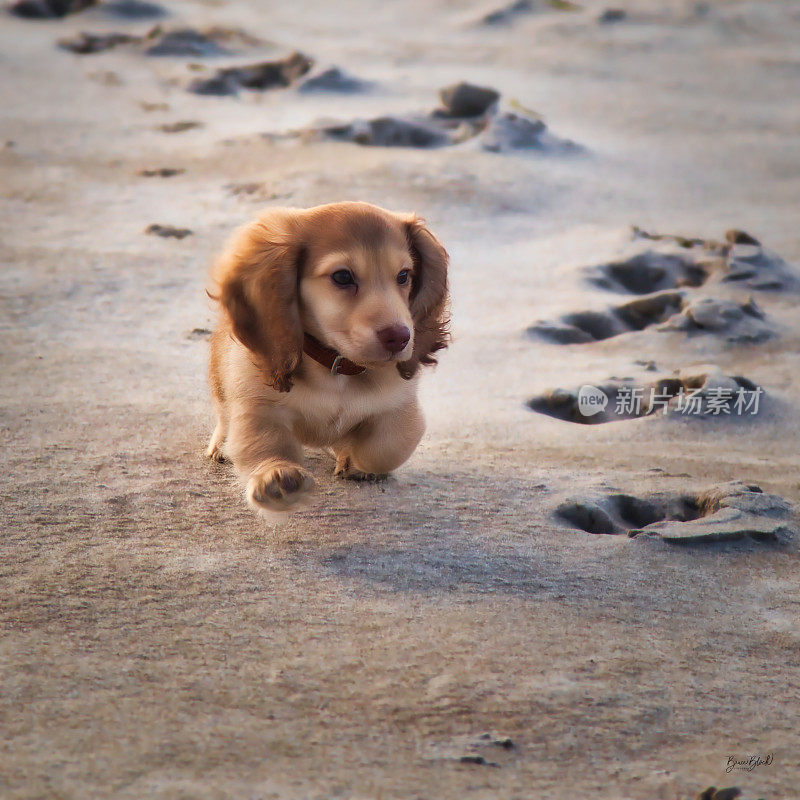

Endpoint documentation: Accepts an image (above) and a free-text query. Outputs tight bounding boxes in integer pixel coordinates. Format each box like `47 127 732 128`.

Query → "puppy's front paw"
247 462 315 513
333 454 388 483
206 424 228 462
205 442 227 463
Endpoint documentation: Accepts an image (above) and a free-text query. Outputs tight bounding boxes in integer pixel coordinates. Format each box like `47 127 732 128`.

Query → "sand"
2 0 799 797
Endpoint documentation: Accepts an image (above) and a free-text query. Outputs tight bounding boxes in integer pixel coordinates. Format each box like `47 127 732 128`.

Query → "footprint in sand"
528 228 796 345
529 293 773 345
145 27 263 57
58 25 264 56
59 32 139 54
554 482 794 543
137 167 184 177
296 67 374 94
475 0 581 27
157 120 202 133
188 51 313 96
598 8 626 24
529 290 685 344
12 0 165 19
632 227 798 293
583 246 722 294
528 365 763 425
10 0 95 18
421 731 517 769
145 223 192 239
98 0 165 19
58 25 321 101
303 81 578 152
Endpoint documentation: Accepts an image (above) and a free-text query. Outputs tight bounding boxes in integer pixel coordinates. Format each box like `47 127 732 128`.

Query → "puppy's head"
212 202 449 391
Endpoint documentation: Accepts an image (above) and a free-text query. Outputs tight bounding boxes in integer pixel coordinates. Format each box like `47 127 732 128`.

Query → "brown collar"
302 333 366 376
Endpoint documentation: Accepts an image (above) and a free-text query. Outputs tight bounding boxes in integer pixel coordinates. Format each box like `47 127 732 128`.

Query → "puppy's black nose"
377 324 410 355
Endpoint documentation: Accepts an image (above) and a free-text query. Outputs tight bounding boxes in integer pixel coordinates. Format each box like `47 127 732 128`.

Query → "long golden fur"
207 201 449 514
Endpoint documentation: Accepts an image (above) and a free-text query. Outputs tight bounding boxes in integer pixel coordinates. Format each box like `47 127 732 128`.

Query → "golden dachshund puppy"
207 202 449 515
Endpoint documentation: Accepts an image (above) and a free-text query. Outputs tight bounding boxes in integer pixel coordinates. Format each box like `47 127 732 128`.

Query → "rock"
9 0 96 17
58 32 138 54
298 67 371 93
145 224 192 239
189 52 313 95
438 82 500 117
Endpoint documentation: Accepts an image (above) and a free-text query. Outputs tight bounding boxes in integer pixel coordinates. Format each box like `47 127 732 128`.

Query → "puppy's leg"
334 400 424 481
226 401 314 512
206 401 228 462
206 336 229 462
206 425 227 462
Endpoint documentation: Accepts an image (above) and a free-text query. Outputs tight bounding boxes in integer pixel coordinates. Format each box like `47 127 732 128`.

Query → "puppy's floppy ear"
398 215 450 380
212 209 304 392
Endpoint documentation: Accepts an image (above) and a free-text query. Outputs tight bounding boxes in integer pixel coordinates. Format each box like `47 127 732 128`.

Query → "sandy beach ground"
2 0 800 797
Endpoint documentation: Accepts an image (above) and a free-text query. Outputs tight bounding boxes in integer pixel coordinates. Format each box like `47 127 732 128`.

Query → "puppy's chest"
288 377 405 444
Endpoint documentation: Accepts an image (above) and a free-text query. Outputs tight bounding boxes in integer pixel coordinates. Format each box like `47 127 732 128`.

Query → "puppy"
207 202 449 514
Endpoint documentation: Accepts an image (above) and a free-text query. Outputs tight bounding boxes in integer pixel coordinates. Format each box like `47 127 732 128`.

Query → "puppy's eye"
397 269 411 286
331 269 356 287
